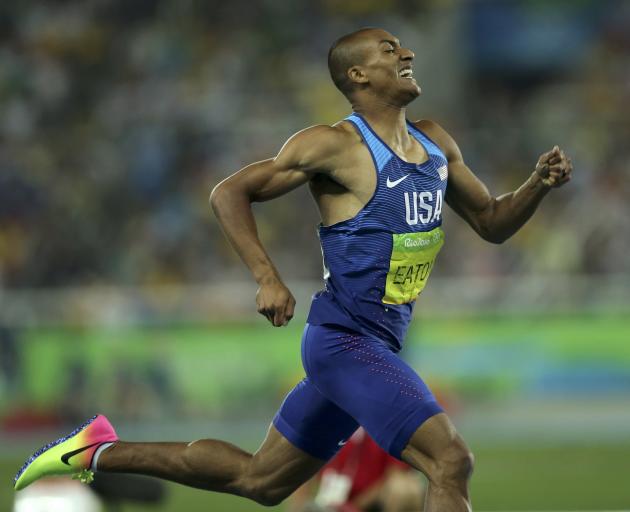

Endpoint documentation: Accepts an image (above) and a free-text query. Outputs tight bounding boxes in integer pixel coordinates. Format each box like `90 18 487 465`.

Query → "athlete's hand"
256 277 296 327
535 145 573 188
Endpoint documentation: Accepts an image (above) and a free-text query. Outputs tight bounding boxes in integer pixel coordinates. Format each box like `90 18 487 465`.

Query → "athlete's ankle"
91 442 115 471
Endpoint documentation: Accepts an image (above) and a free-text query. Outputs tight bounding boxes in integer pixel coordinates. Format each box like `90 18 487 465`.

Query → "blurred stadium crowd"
0 0 629 291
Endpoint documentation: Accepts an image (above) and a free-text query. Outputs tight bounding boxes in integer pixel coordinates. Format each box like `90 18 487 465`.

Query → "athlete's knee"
243 481 289 507
247 488 280 507
236 470 292 507
432 437 474 486
404 415 474 488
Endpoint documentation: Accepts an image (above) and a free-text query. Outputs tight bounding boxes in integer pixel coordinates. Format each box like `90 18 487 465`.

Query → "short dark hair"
327 28 375 98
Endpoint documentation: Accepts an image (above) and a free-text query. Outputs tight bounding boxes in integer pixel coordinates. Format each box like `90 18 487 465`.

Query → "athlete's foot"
14 414 118 491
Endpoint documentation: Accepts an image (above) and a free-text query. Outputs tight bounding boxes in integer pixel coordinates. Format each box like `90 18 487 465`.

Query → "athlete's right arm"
209 125 342 327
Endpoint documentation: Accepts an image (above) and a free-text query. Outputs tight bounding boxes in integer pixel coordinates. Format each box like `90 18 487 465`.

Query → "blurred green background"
3 315 630 510
2 0 629 510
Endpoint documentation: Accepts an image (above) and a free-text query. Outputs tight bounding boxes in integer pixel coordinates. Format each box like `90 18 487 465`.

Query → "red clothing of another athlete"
321 428 408 503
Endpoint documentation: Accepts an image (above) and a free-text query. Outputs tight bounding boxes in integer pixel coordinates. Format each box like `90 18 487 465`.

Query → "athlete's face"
350 29 420 103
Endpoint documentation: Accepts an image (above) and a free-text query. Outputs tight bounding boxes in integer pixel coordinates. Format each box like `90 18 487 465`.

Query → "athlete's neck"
351 102 411 153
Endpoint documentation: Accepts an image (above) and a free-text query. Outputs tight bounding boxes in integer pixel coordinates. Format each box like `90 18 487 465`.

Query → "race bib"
383 228 444 305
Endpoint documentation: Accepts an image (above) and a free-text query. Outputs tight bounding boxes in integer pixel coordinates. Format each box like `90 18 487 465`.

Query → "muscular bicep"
446 159 497 236
215 124 344 203
446 159 493 217
221 158 310 203
416 120 495 235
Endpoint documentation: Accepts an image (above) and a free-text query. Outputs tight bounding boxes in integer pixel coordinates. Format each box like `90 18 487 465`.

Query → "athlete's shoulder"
278 122 361 172
411 119 462 162
287 122 360 151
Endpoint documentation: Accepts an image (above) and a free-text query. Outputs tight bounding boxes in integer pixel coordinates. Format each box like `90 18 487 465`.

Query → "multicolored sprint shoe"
14 414 118 491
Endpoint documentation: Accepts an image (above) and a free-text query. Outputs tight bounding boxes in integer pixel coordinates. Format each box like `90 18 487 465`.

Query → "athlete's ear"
348 66 368 85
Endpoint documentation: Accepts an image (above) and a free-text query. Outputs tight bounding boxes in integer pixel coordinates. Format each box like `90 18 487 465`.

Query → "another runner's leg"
97 424 325 506
401 413 473 512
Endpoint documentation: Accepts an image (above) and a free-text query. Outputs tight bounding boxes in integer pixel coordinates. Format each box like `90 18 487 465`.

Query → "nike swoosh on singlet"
61 442 101 466
386 175 409 188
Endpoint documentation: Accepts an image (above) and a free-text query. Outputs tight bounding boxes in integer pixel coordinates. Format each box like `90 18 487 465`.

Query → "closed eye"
380 38 400 54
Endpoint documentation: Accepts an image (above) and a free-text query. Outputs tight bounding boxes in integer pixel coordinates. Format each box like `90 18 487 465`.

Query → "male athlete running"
14 28 572 512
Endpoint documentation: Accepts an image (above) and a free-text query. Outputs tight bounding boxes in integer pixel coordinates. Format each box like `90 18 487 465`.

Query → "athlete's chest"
327 116 449 230
377 154 448 228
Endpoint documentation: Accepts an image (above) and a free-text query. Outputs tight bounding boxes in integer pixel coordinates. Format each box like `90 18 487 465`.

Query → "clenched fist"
535 145 573 188
256 277 296 327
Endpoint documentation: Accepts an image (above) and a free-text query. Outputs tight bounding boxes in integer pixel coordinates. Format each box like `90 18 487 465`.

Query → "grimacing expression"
349 29 420 102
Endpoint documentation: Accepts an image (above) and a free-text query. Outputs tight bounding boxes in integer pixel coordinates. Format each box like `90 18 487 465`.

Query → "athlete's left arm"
417 120 573 244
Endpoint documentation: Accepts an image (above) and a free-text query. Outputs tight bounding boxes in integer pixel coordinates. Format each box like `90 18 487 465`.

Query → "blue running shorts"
273 323 443 461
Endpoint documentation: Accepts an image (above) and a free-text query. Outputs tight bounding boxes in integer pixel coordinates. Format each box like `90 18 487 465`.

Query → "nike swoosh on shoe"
61 442 101 466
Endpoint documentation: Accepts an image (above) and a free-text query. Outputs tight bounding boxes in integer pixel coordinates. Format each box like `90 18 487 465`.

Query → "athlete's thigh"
302 323 443 459
250 375 358 495
272 376 359 461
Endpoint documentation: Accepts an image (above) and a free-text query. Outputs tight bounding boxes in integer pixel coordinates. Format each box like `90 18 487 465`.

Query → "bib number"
383 228 444 305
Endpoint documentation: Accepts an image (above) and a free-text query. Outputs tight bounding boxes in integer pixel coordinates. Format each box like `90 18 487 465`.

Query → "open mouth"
399 67 414 80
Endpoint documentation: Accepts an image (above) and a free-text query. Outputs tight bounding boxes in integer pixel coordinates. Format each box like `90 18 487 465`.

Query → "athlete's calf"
97 424 326 508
